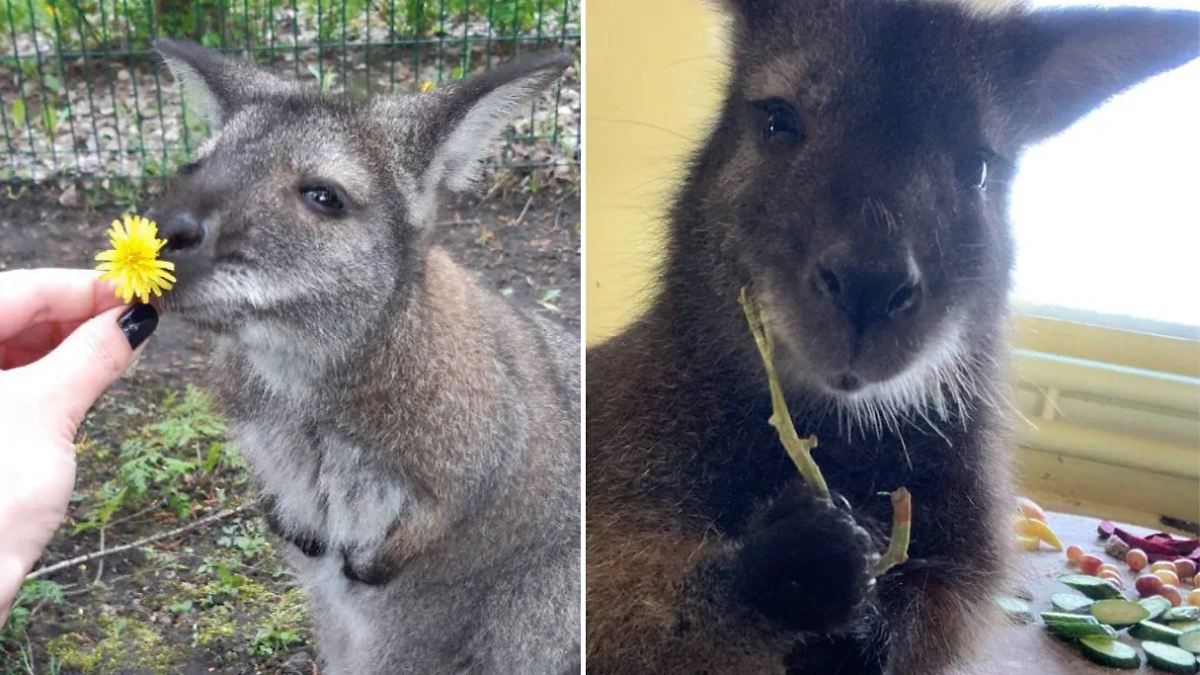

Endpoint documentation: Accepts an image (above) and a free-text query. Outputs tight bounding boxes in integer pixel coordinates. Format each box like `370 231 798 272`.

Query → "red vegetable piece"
1098 520 1115 539
1097 521 1200 563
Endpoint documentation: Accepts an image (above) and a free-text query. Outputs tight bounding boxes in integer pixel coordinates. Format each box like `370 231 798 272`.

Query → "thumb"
23 303 158 429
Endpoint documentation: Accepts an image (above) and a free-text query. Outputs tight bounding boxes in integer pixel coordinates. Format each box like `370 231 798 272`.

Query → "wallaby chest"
214 346 410 554
236 416 408 546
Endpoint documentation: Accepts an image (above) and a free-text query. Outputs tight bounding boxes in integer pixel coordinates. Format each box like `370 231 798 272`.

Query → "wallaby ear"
1006 8 1200 144
153 38 306 129
419 52 572 193
706 0 775 30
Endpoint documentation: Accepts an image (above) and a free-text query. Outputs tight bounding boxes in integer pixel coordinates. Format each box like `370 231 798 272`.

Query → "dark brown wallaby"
585 2 1199 673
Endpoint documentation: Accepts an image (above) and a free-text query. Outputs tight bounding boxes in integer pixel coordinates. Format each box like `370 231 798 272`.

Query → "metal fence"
0 0 579 182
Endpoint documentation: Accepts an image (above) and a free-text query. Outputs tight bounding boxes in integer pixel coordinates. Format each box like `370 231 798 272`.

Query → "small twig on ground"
93 527 106 584
27 499 261 580
473 180 505 212
61 583 92 598
105 498 165 528
513 195 535 227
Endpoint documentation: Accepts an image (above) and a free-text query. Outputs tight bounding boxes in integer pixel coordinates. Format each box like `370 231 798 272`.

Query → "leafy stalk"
870 487 912 577
738 287 830 498
739 287 912 577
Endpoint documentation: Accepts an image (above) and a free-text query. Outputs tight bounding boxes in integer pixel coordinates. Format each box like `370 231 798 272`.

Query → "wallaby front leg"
340 506 456 586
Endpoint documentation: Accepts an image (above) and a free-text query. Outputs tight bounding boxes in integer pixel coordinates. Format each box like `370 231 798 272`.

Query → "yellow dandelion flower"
419 79 435 92
95 213 176 304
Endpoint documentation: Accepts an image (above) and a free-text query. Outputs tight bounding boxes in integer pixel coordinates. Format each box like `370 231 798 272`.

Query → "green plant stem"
870 487 912 577
739 287 912 577
738 287 830 498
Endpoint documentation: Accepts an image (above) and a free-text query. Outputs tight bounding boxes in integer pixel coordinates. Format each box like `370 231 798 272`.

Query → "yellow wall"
583 0 726 344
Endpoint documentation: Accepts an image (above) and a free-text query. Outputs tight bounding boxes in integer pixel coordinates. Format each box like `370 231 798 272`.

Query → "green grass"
0 382 300 674
72 384 244 536
0 580 65 674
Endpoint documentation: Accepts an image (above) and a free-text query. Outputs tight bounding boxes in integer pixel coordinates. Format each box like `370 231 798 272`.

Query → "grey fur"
150 39 579 675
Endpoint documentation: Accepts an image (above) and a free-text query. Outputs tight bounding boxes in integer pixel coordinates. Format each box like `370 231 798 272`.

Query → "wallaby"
147 39 580 675
586 1 1198 673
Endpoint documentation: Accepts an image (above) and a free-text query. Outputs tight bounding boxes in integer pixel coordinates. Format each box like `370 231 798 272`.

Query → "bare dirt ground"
0 177 579 674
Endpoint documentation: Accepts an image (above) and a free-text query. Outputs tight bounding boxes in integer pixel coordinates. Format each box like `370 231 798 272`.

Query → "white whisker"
829 316 981 447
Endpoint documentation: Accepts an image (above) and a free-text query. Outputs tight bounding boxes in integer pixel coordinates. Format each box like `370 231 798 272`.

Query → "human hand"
0 269 158 621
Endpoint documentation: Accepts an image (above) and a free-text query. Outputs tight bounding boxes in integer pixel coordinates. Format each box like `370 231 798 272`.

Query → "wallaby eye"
299 183 347 214
178 161 202 176
955 148 994 189
752 98 804 146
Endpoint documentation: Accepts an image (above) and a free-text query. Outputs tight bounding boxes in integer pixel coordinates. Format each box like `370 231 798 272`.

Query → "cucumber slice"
1041 612 1119 639
1142 596 1176 622
996 596 1034 624
1167 607 1200 622
1042 611 1101 625
1077 636 1141 669
1170 621 1200 634
1131 620 1184 643
1059 574 1124 599
1052 593 1095 613
1142 640 1199 674
1091 599 1151 627
1180 630 1200 655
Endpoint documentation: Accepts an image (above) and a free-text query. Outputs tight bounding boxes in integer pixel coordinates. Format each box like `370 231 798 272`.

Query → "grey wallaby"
148 39 580 675
586 1 1198 674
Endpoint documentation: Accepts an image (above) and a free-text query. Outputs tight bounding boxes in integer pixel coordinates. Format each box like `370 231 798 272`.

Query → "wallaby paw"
734 484 880 632
784 628 888 675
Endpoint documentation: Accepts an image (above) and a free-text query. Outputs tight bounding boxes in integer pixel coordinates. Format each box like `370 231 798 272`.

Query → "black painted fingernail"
118 303 158 349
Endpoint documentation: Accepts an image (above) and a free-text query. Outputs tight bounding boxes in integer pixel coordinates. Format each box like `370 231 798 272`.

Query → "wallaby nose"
151 209 207 255
811 248 922 328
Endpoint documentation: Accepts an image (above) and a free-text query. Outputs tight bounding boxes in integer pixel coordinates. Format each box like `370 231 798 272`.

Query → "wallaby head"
149 39 570 343
678 0 1198 430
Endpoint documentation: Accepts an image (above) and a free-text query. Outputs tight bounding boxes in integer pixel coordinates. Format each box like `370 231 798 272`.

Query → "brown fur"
585 1 1199 673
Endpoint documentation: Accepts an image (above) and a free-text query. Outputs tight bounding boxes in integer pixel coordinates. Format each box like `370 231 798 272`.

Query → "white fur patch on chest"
233 419 409 548
234 326 322 404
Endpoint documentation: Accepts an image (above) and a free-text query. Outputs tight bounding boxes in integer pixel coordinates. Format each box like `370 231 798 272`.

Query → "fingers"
18 304 159 430
0 269 123 342
0 319 87 369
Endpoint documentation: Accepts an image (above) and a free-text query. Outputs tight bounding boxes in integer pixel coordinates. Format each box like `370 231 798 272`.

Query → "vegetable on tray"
1179 630 1200 655
1016 516 1063 551
1040 522 1200 672
1041 612 1119 639
1167 608 1200 622
1089 599 1150 628
1059 574 1124 600
1140 596 1175 622
997 597 1035 624
1077 635 1142 669
1129 620 1183 643
1098 521 1200 564
1051 593 1095 613
1142 640 1200 674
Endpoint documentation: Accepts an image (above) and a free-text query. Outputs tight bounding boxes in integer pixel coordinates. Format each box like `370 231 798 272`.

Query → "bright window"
1012 0 1200 339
